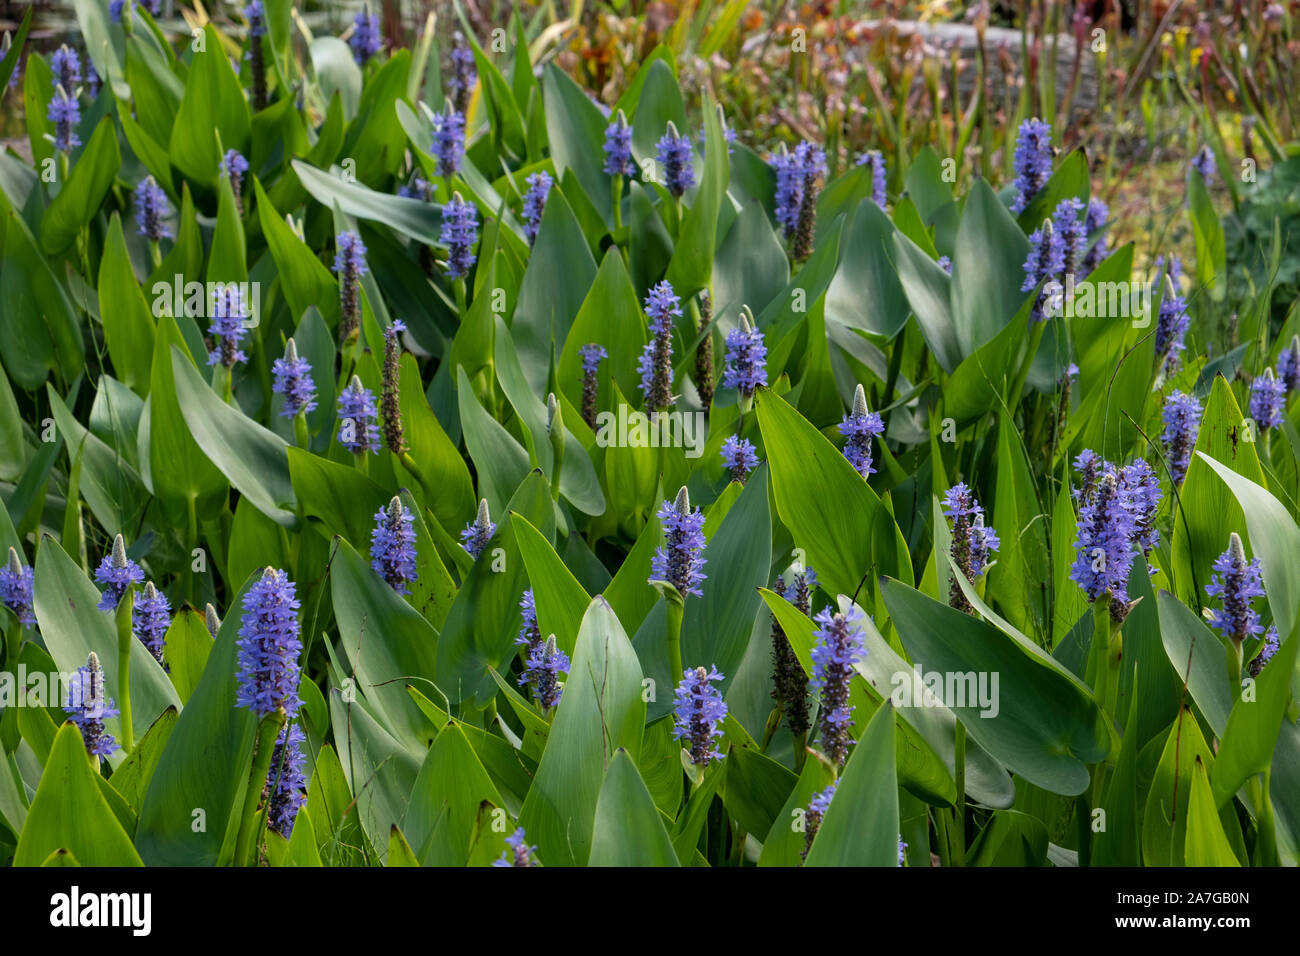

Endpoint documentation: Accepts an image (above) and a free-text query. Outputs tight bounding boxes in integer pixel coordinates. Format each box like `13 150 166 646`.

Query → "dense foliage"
0 2 1297 868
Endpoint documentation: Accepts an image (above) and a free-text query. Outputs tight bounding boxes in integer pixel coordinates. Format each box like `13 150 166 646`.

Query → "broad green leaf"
14 724 143 866
518 597 646 866
588 749 679 866
804 703 900 866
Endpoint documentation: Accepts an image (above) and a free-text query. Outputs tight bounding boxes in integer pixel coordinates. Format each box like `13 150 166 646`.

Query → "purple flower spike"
1250 368 1285 431
721 308 767 403
447 31 477 115
51 45 81 93
1206 533 1268 645
0 547 35 626
493 827 537 867
65 652 119 758
207 284 250 369
773 145 803 240
133 582 171 668
1118 458 1160 556
1155 274 1190 375
1069 466 1137 620
602 110 636 177
348 5 382 65
721 435 759 484
245 0 267 37
94 534 144 612
333 230 368 342
943 483 1000 612
638 280 680 414
802 781 837 860
579 343 607 429
337 375 381 455
937 255 952 275
272 339 317 418
792 141 827 261
521 171 553 246
856 149 887 207
1022 218 1064 322
440 192 478 280
656 121 695 198
48 85 81 153
650 487 708 600
461 499 495 559
371 496 418 596
840 384 885 478
519 634 569 710
220 149 250 212
1011 118 1053 214
381 319 407 455
516 589 540 650
234 568 303 719
771 566 816 738
1052 197 1087 278
431 104 466 178
811 605 868 768
672 665 728 766
134 177 173 242
1249 626 1280 678
1191 145 1216 186
266 723 307 838
1081 198 1109 274
1161 390 1202 486
1278 335 1300 393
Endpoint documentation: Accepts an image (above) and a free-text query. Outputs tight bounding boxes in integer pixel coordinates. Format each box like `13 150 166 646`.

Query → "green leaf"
135 573 262 865
168 24 250 186
41 116 121 254
33 536 180 751
403 721 506 866
511 187 598 394
892 228 961 372
330 538 440 752
97 214 156 396
683 467 771 689
542 63 612 225
951 178 1032 355
1141 707 1216 866
1158 589 1232 736
293 160 443 245
1188 172 1227 301
160 609 213 705
103 706 178 815
511 514 591 656
170 345 297 527
666 94 729 299
1197 450 1300 648
804 703 900 866
588 749 679 866
757 751 837 866
825 199 910 339
881 578 1110 796
518 596 646 866
755 386 912 600
1185 758 1241 866
14 724 143 866
0 210 83 390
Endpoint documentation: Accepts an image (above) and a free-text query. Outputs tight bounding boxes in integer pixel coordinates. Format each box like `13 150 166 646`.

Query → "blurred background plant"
2 0 1297 340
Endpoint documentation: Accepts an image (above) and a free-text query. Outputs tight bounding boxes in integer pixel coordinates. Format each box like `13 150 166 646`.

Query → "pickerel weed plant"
0 7 1296 874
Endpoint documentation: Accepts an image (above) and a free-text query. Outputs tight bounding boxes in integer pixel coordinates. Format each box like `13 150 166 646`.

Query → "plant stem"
234 709 287 866
666 597 684 687
953 720 967 866
114 586 135 753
